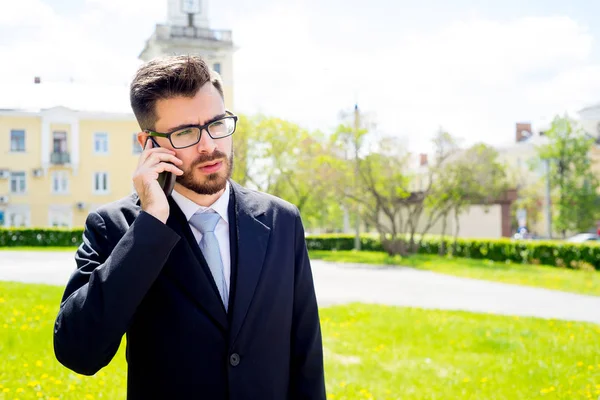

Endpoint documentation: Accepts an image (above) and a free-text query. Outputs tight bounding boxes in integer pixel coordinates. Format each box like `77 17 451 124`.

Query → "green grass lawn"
1 281 599 399
309 250 600 297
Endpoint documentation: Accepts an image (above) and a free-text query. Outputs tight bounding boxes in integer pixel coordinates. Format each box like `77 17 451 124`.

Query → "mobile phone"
145 137 176 197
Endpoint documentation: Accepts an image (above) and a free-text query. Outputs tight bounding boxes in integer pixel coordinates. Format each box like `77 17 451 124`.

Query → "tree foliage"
534 115 599 237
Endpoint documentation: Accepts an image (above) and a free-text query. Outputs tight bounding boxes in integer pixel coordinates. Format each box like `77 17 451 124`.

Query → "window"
8 212 27 227
53 131 68 153
10 172 26 194
213 63 221 74
132 133 142 154
5 206 29 227
49 210 72 228
94 133 109 154
52 171 69 194
10 130 25 152
94 172 109 194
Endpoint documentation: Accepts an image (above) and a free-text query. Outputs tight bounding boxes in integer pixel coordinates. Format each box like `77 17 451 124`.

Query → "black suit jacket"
53 181 326 399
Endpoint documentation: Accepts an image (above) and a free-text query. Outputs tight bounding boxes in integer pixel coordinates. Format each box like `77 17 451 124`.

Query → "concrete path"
1 251 599 324
312 261 600 324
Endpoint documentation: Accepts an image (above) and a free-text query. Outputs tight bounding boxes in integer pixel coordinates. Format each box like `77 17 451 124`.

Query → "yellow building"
0 0 234 228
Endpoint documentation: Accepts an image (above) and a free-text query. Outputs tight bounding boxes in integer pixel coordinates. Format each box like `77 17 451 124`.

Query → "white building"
579 103 600 139
140 0 236 107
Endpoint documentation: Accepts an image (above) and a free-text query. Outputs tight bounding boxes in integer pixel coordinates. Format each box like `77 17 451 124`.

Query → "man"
53 55 326 399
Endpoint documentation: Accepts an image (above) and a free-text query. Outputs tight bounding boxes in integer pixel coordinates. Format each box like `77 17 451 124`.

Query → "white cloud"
232 4 364 132
1 1 600 154
381 16 599 151
0 0 56 27
233 11 600 152
84 0 166 18
0 0 162 85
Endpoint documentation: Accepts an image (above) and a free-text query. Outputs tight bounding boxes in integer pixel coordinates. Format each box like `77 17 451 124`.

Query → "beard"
176 148 234 195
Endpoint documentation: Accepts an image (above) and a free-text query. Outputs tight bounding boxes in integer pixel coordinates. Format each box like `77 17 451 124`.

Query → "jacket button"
230 353 240 367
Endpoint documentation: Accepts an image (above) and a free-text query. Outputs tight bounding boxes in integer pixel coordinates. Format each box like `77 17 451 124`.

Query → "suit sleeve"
289 210 327 399
53 210 180 376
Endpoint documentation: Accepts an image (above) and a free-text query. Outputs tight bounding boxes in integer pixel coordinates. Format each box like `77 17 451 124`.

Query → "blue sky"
2 0 600 153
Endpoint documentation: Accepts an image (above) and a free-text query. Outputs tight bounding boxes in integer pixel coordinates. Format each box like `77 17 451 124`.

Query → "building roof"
0 81 133 116
579 103 600 114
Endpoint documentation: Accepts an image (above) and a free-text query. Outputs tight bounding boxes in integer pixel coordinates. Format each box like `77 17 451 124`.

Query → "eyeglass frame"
143 110 238 149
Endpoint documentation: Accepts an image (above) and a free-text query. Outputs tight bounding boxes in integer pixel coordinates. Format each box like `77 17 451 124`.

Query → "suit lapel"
229 182 271 345
163 196 228 331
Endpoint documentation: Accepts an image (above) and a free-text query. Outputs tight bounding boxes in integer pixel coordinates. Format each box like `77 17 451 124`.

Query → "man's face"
152 83 233 195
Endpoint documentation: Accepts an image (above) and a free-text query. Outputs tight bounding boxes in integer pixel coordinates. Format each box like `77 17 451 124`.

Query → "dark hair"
130 55 224 130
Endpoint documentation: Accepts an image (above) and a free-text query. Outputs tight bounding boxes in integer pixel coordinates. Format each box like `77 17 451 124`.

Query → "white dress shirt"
170 182 231 292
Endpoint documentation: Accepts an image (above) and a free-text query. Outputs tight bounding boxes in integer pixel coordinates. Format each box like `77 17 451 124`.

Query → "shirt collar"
171 181 230 224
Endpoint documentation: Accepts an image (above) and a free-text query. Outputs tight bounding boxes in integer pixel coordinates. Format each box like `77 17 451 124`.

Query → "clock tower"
139 0 235 109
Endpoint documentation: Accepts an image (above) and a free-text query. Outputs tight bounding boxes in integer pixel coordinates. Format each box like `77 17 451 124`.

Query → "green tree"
246 116 341 231
328 122 370 237
328 125 508 256
534 115 600 238
333 134 415 255
423 131 462 254
425 138 508 251
448 144 508 241
510 182 544 235
231 113 255 186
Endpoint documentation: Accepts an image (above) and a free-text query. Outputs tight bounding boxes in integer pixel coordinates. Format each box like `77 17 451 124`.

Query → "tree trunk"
453 208 461 254
440 211 448 256
381 233 409 257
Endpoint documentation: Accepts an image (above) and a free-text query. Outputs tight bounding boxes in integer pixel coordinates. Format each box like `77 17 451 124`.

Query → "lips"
198 161 223 174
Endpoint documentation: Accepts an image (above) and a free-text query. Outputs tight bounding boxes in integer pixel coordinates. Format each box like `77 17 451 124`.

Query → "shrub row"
305 234 383 252
2 228 599 270
306 233 600 270
0 227 83 247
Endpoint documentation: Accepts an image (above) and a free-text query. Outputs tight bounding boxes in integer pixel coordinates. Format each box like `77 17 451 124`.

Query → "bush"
306 234 600 271
3 227 600 271
305 233 383 252
0 227 83 247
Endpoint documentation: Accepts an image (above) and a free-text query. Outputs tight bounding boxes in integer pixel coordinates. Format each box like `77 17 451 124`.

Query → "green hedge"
305 234 383 252
0 228 83 247
2 228 600 270
306 234 600 270
413 236 600 270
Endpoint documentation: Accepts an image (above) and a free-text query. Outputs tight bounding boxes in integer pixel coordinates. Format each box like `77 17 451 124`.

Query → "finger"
146 153 183 166
138 137 155 166
139 144 176 165
154 162 184 175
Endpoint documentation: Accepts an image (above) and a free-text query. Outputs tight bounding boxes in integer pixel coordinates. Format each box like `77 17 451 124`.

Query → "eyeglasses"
144 111 238 149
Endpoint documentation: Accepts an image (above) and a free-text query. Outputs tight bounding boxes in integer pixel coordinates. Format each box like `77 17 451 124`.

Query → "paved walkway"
312 262 600 324
1 251 600 324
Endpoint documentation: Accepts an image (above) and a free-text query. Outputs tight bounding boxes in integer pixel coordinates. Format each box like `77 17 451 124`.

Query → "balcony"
154 24 233 44
50 152 71 165
170 26 232 42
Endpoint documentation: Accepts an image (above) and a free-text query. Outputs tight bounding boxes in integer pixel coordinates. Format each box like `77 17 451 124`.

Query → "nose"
196 128 217 154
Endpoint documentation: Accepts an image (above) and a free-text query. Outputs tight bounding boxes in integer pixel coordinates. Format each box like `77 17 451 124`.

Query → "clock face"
181 0 201 14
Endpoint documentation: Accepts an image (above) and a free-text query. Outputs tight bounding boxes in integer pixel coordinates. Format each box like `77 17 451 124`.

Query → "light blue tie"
189 211 228 311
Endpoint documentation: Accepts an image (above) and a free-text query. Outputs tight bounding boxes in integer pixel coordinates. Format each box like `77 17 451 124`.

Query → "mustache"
190 150 228 167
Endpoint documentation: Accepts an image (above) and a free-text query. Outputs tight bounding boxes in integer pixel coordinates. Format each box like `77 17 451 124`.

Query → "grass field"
1 281 599 399
309 250 600 297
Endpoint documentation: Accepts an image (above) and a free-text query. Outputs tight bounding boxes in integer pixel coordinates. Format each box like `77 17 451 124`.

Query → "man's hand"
133 138 184 224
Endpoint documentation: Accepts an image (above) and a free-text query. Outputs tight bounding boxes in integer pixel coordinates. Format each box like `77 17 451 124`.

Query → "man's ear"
137 132 149 149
